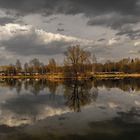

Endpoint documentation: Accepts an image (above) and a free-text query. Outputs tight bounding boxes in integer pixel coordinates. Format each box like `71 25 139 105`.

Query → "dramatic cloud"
0 0 139 30
0 0 140 63
0 24 95 56
134 41 140 46
108 38 118 46
0 0 139 16
87 14 140 30
116 28 140 39
0 92 69 126
0 17 16 25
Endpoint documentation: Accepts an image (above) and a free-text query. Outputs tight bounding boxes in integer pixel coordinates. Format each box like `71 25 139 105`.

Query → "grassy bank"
93 73 140 79
1 73 140 80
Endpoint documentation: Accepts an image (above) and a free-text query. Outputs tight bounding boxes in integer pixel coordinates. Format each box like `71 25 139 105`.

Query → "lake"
0 78 140 140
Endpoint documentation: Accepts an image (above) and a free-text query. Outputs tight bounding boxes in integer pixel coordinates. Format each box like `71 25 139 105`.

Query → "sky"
0 0 140 65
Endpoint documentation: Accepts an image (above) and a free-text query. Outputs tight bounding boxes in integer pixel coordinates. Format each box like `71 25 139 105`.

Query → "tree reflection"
1 77 140 109
4 79 17 90
24 79 47 95
0 79 99 112
47 81 58 100
15 80 22 94
64 80 98 112
94 78 140 92
1 78 140 95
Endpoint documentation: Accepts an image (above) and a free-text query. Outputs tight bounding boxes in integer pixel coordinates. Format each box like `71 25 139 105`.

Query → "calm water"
0 78 140 140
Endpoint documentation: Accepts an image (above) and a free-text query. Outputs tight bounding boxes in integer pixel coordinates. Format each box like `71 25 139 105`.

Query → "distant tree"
15 59 22 72
29 58 42 73
91 54 97 73
24 63 29 73
29 58 40 67
48 58 57 73
6 64 16 75
40 63 46 74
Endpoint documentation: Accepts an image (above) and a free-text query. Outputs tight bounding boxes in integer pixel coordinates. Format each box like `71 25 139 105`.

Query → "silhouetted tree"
64 45 91 78
15 59 22 72
48 58 57 73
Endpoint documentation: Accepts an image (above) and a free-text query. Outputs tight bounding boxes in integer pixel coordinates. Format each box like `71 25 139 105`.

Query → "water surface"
0 78 140 140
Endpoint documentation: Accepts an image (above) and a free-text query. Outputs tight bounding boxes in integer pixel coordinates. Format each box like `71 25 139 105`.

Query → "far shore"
1 73 140 80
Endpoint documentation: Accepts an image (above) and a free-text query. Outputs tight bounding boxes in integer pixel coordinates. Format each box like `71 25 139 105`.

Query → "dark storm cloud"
87 14 140 30
43 16 58 24
0 0 139 16
1 32 76 56
0 17 16 25
116 29 140 39
0 0 139 31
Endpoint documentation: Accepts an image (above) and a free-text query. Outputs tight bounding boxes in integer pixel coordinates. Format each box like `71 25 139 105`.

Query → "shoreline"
1 73 140 79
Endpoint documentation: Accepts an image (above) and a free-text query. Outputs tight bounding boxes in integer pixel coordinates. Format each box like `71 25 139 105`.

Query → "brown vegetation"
0 46 140 79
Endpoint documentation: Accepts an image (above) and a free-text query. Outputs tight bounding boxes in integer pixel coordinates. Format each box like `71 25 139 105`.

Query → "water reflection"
116 107 140 123
94 78 140 92
64 80 98 112
1 78 140 94
0 78 140 116
2 78 60 96
0 79 99 126
0 78 140 139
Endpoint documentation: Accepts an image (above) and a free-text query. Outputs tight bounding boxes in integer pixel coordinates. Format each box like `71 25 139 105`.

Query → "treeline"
0 46 140 76
95 58 140 73
0 58 62 75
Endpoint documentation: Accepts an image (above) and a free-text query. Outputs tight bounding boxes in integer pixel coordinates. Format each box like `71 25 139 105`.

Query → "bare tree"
64 45 91 77
91 54 97 73
48 58 56 73
24 63 29 74
29 58 42 73
15 59 22 72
